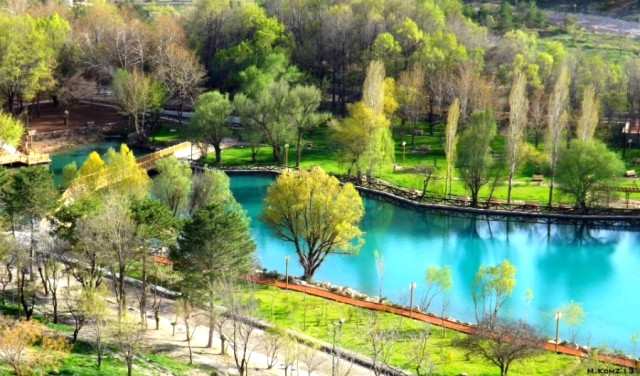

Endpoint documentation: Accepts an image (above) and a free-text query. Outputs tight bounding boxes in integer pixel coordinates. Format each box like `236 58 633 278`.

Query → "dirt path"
25 276 378 376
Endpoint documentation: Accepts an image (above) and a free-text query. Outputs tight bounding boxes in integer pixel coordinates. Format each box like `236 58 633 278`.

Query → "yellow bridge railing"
61 142 191 203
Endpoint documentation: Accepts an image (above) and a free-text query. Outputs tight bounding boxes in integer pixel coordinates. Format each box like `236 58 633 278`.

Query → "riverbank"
33 133 109 154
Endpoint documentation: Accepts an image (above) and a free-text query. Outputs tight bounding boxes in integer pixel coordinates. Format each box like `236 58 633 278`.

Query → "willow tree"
444 99 460 198
576 84 599 142
546 64 571 206
506 71 528 204
457 109 497 207
261 167 364 281
189 90 233 164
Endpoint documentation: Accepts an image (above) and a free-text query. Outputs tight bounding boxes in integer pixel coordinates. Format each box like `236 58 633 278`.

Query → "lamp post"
409 282 416 318
402 141 406 164
284 255 290 289
555 311 562 353
284 144 289 167
332 318 345 376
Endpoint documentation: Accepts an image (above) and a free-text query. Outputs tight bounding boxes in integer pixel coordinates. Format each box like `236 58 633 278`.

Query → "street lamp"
284 144 289 167
284 255 290 289
409 282 416 318
402 141 406 164
332 318 345 376
555 311 563 353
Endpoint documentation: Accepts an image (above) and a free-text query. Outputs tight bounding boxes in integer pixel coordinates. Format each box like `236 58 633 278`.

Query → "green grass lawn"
148 121 186 143
206 125 640 204
539 26 640 63
251 283 581 376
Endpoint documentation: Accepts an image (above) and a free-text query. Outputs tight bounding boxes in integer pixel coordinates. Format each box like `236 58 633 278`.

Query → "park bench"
625 170 637 178
558 202 572 211
415 144 431 153
484 196 499 208
633 158 640 165
523 200 539 211
531 174 544 185
304 142 313 148
456 195 470 206
85 121 95 127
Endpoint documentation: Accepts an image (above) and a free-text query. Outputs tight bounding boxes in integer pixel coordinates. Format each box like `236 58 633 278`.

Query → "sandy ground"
11 275 376 376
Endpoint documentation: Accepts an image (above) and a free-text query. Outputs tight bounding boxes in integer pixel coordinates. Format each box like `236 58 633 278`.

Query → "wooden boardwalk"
0 153 50 166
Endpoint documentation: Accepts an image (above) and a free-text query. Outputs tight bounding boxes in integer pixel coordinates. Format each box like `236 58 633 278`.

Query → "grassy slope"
252 283 582 376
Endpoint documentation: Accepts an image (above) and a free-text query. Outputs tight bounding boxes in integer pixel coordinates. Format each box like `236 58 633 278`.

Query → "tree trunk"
140 255 147 326
272 144 282 163
38 267 49 295
296 129 303 168
52 291 58 323
214 144 222 164
155 309 160 330
507 173 514 205
29 217 35 281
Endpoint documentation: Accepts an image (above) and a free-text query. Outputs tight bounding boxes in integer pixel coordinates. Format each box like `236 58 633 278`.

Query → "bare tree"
262 325 285 370
546 64 571 206
299 341 325 376
80 285 109 368
365 312 399 376
281 332 298 376
62 287 87 343
111 315 148 376
36 228 69 323
175 296 205 365
457 318 544 376
154 43 206 126
221 281 260 376
407 323 433 376
506 71 529 204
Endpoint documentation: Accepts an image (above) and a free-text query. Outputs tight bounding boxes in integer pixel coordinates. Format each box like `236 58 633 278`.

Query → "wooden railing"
0 153 50 165
61 142 191 202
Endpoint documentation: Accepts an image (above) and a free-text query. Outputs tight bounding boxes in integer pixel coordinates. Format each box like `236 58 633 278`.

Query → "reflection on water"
229 173 640 354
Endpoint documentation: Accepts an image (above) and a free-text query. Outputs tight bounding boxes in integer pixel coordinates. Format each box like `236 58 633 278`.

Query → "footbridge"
61 141 194 202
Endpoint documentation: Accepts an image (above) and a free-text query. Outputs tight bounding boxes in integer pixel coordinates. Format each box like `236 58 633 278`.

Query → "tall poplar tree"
506 71 528 204
546 64 571 206
444 99 460 198
576 84 599 142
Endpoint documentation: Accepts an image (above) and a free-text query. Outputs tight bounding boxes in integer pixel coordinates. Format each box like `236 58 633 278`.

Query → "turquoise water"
49 141 148 185
230 173 640 354
46 141 640 355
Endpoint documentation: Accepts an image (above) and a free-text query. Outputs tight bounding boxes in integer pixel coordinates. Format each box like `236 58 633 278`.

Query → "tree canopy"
261 167 364 281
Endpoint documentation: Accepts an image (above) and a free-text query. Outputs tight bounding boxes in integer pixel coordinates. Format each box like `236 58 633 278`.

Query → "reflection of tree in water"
536 223 619 300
